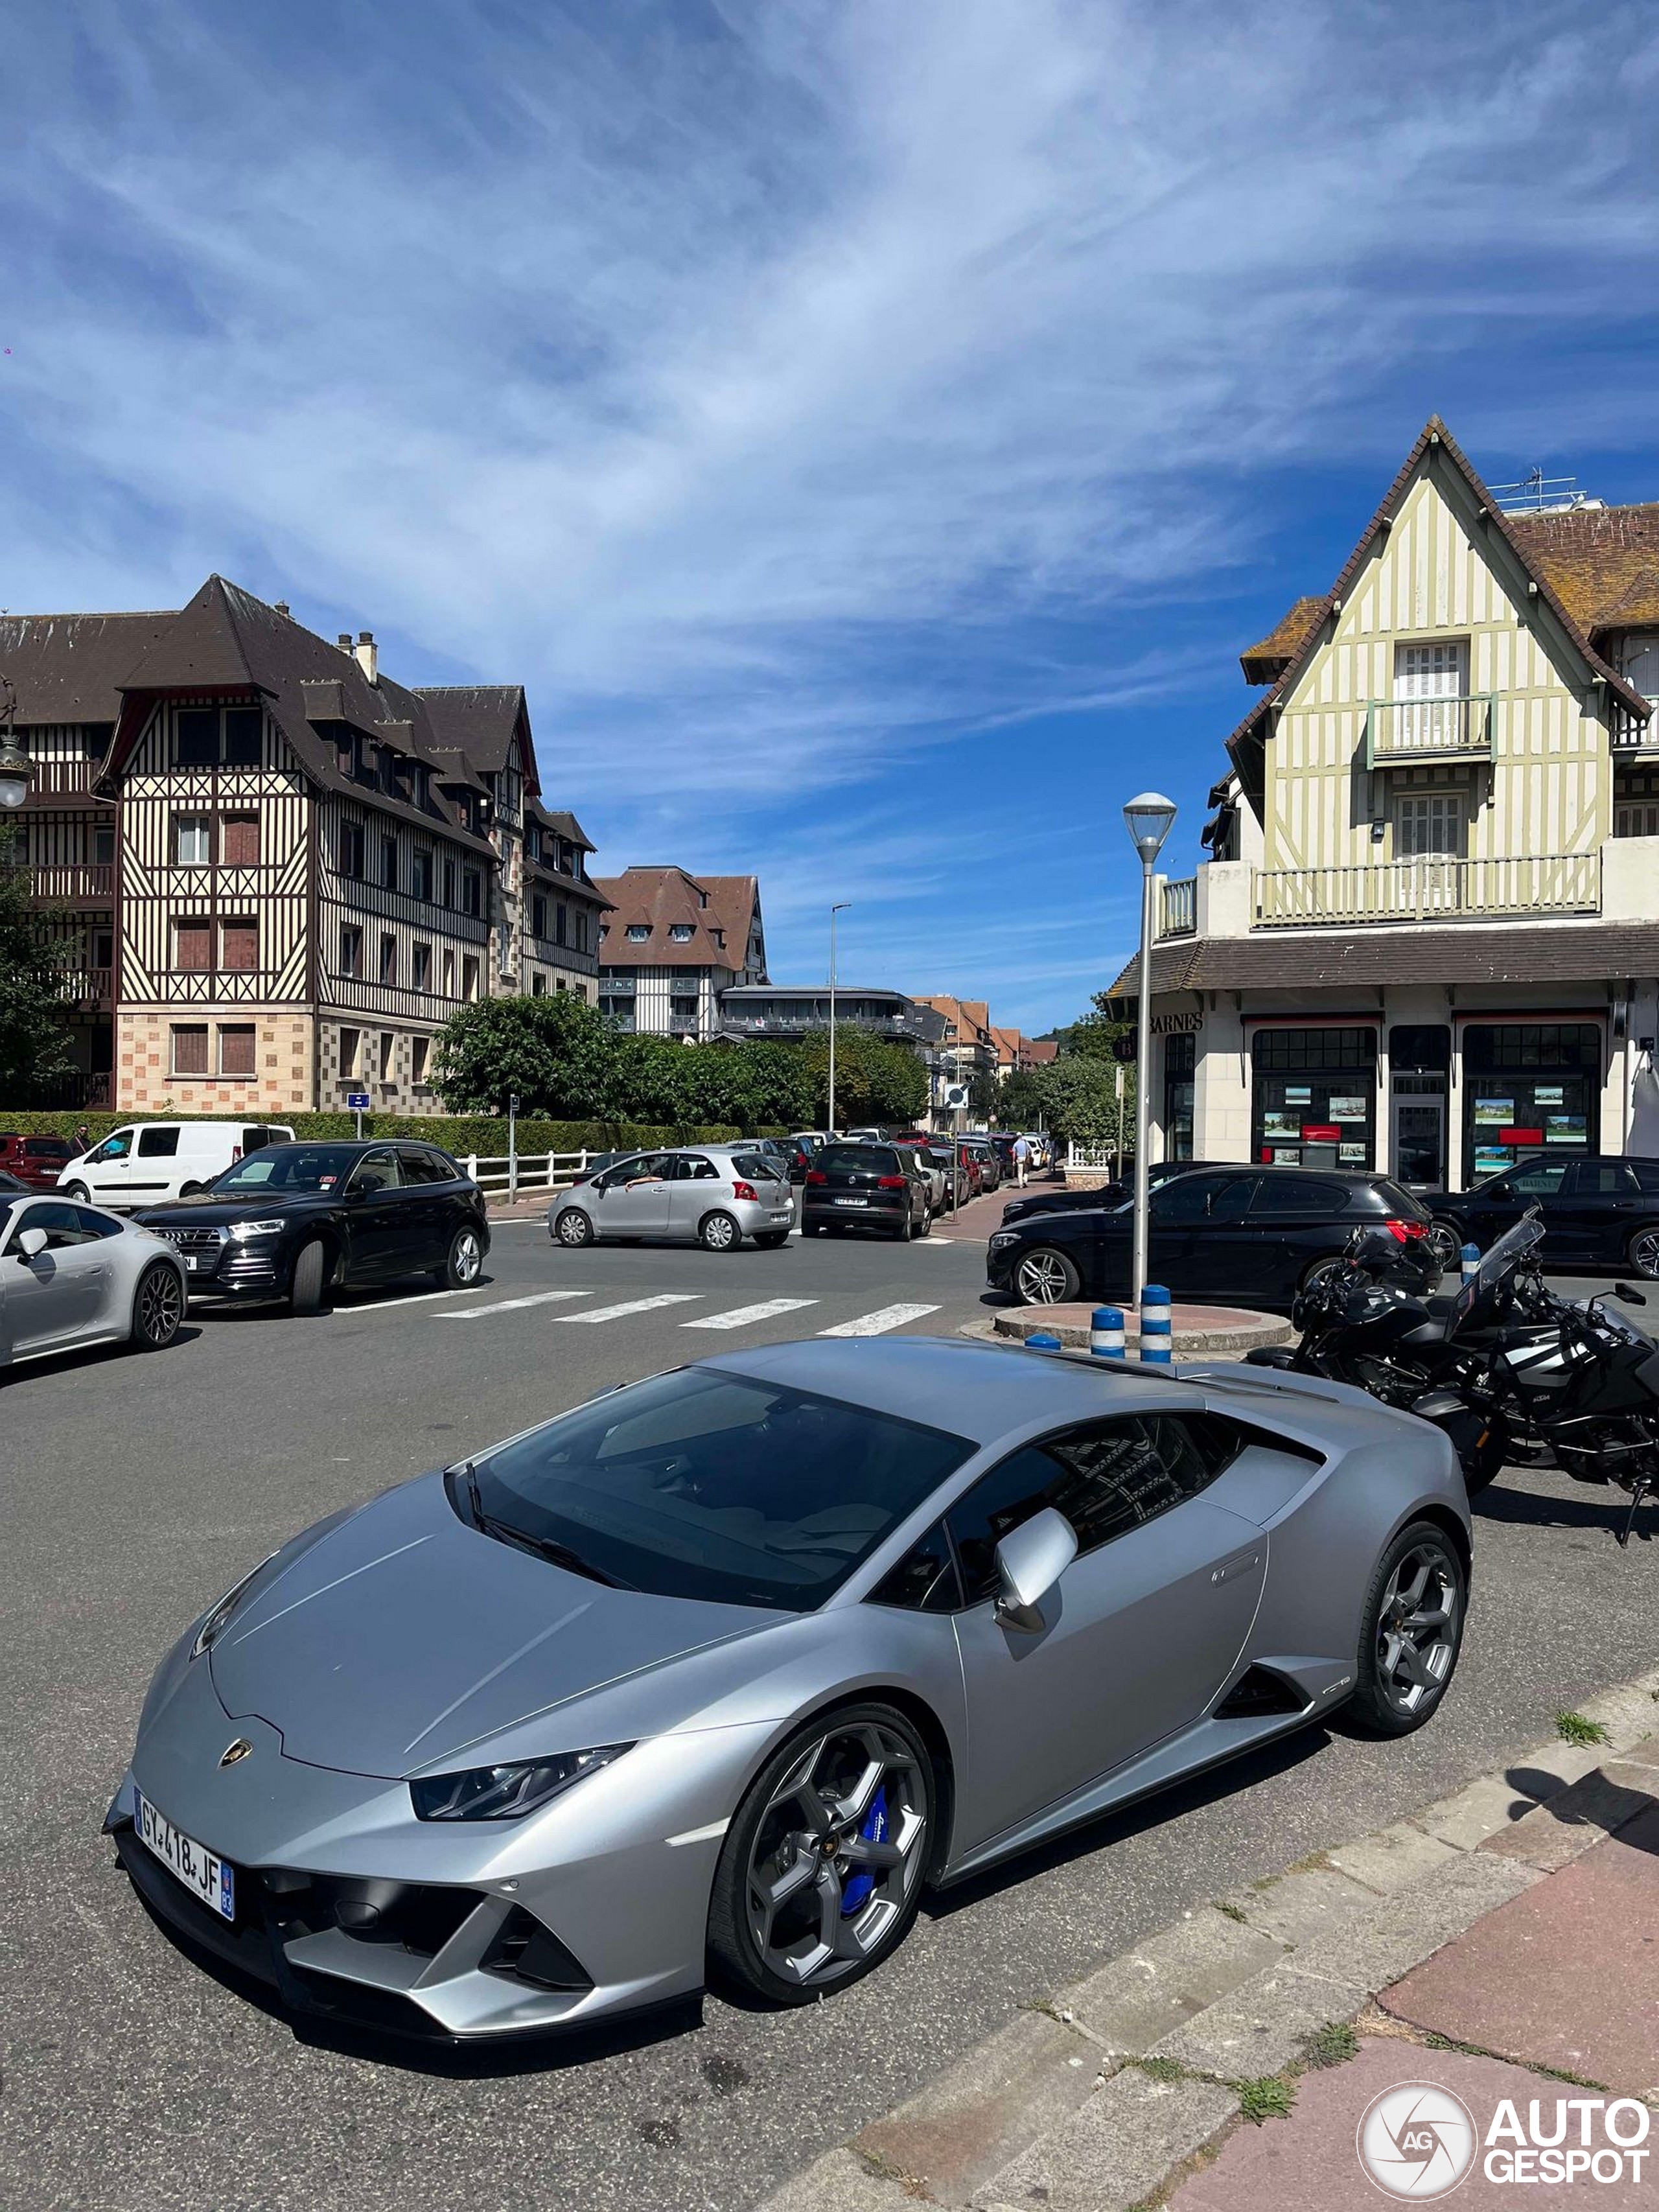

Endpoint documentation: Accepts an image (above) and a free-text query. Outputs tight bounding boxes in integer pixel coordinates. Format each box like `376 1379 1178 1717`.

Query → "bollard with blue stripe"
1461 1242 1480 1285
1139 1283 1173 1364
1090 1306 1126 1359
1025 1331 1062 1353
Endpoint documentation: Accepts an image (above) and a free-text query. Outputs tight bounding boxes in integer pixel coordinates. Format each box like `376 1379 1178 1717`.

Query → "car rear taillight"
806 1169 828 1186
231 1147 242 1164
733 1180 758 1202
1384 1217 1428 1242
877 1174 908 1190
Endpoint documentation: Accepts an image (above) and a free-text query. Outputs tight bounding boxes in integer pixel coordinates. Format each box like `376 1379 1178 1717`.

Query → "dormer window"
626 923 651 942
669 924 695 942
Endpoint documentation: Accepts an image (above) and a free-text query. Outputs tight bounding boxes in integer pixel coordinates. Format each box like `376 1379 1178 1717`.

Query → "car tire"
894 1207 912 1244
1013 1246 1080 1304
65 1181 90 1202
553 1208 594 1248
700 1210 741 1253
706 1702 935 2008
1299 1254 1349 1296
290 1239 330 1316
754 1229 789 1250
915 1205 933 1239
131 1261 184 1351
434 1224 485 1289
1425 1219 1463 1273
1626 1226 1659 1281
1340 1519 1467 1739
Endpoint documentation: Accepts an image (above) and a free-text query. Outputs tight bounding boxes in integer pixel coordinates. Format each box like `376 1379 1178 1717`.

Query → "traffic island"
982 1302 1294 1357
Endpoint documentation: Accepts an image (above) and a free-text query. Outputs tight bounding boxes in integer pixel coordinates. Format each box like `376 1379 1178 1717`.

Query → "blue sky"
8 0 1659 1032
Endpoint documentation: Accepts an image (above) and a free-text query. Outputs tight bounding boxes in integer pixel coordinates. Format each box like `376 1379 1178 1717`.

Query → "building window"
1395 794 1463 858
222 814 261 865
380 835 399 891
218 1024 256 1076
220 918 258 972
379 1031 395 1080
462 870 481 918
94 824 115 865
173 919 211 972
573 981 586 1003
461 954 480 1001
412 1034 430 1086
92 926 113 971
626 923 650 942
338 820 365 878
442 859 456 908
532 972 546 996
555 902 568 946
380 933 398 984
412 940 432 991
1251 1027 1377 1170
575 911 590 954
1164 1032 1196 1163
1393 641 1468 750
339 923 363 977
441 948 456 997
339 1025 362 1078
170 1023 209 1075
173 816 212 867
175 706 261 767
1462 1023 1601 1179
1621 633 1659 703
669 922 694 942
1615 801 1659 838
412 849 433 901
531 894 547 940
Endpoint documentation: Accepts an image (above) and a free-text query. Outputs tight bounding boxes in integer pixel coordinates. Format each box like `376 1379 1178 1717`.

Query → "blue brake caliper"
840 1786 888 1915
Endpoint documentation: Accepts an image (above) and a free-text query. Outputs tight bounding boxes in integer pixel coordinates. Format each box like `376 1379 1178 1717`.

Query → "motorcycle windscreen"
1447 1211 1546 1340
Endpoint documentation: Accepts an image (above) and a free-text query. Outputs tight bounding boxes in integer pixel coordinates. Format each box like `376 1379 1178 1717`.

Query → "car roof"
701 1334 1207 1447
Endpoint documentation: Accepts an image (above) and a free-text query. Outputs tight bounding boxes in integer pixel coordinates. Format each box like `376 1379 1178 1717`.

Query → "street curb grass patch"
1555 1709 1611 1747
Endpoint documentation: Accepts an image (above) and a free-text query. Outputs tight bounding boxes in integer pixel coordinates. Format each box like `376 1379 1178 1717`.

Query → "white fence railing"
1253 852 1601 927
1065 1143 1122 1174
1157 876 1197 938
462 1149 599 1198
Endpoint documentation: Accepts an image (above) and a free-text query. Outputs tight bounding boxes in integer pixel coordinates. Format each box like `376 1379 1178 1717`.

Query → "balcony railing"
54 966 113 1006
1157 876 1196 939
1362 694 1496 765
8 862 114 903
21 758 99 798
1253 852 1601 928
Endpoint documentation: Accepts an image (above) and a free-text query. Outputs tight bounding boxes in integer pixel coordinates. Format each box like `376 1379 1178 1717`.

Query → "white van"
58 1121 297 1209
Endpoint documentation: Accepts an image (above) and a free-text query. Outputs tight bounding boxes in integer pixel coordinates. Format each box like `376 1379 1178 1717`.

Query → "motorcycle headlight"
408 1743 634 1822
229 1218 284 1239
191 1553 279 1659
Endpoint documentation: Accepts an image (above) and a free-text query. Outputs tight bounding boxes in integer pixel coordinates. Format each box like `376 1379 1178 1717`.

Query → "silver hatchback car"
548 1145 796 1253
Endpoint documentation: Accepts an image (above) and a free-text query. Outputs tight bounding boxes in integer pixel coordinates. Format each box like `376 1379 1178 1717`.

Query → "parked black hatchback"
135 1140 489 1312
987 1166 1437 1309
803 1141 932 1240
1420 1153 1659 1280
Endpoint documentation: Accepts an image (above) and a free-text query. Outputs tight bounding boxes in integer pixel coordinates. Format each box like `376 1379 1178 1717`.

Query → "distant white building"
594 867 766 1039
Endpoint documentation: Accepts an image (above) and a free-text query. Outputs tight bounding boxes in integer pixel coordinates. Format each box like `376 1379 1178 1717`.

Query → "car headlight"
191 1553 279 1658
228 1218 284 1239
409 1744 634 1822
990 1231 1019 1249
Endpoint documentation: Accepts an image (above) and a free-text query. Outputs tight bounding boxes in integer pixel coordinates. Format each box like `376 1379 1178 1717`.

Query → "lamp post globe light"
1122 791 1176 1305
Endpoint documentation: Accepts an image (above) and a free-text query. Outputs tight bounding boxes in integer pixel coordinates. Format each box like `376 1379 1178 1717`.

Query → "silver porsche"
108 1338 1470 2040
2 1191 186 1371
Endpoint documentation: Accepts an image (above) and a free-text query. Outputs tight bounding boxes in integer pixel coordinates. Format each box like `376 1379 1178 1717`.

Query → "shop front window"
1251 1028 1376 1170
1463 1024 1601 1181
1163 1032 1195 1162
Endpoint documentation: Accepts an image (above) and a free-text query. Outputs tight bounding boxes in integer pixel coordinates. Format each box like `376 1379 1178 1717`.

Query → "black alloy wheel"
1626 1225 1659 1282
1425 1220 1463 1273
1342 1520 1466 1738
132 1262 184 1351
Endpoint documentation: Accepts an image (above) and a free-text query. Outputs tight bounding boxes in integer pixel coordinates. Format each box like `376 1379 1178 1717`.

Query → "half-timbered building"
1110 418 1659 1186
4 577 605 1115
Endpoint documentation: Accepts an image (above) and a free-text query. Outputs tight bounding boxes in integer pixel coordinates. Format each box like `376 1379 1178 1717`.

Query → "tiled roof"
1025 1038 1059 1064
593 866 763 972
1506 504 1659 636
0 610 178 724
1239 596 1329 685
1105 919 1659 1002
414 685 533 784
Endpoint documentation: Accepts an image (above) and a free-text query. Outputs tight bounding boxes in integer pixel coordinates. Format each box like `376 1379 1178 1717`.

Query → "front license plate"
133 1787 235 1920
183 1253 202 1272
835 1196 869 1207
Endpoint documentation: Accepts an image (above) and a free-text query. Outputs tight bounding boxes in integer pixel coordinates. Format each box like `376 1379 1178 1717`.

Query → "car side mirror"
993 1506 1078 1630
15 1227 49 1260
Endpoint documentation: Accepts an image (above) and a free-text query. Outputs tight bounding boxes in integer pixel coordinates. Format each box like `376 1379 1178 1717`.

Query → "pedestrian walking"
73 1121 92 1156
1014 1132 1031 1187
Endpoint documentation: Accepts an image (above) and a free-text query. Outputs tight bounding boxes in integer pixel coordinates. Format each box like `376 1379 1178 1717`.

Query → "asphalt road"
3 1214 1658 2212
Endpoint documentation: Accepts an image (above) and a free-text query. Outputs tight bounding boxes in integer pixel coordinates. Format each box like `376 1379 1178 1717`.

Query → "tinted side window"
397 1145 450 1185
242 1126 275 1152
1630 1161 1659 1196
13 1200 99 1250
819 1145 899 1174
71 1205 123 1240
867 1523 961 1613
1155 1174 1254 1224
1507 1161 1571 1198
1248 1176 1347 1219
348 1149 402 1193
136 1128 180 1159
947 1415 1233 1606
1573 1161 1640 1198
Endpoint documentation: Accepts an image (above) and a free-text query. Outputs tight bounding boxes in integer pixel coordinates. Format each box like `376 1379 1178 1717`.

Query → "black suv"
988 1165 1437 1309
1421 1154 1659 1279
1001 1158 1247 1231
137 1140 489 1312
804 1141 933 1240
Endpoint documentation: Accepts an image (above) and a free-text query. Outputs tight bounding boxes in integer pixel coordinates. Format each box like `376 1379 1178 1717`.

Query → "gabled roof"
593 866 763 972
0 610 176 724
1507 503 1659 636
1225 418 1651 797
526 798 594 852
415 684 537 789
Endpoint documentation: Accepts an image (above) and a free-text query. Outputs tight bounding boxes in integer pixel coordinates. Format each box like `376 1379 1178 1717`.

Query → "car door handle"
1210 1548 1262 1588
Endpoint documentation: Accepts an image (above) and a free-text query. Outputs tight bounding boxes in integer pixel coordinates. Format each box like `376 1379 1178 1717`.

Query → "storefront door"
1391 1093 1445 1187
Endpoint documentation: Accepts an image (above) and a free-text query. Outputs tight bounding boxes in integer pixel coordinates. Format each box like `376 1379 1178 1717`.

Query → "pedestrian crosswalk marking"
680 1299 820 1332
432 1289 594 1319
559 1294 703 1325
817 1303 940 1338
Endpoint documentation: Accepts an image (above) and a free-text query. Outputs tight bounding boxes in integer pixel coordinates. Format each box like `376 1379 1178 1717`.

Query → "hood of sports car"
207 1472 778 1777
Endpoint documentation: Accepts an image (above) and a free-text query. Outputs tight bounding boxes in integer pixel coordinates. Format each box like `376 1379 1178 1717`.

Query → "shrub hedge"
0 1108 746 1158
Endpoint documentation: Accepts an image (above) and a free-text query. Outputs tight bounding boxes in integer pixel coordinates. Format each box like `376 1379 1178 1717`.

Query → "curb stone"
753 1663 1659 2212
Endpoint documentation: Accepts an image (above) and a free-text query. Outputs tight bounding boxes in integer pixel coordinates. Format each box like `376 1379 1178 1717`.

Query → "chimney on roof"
274 600 291 618
338 633 353 651
354 631 378 685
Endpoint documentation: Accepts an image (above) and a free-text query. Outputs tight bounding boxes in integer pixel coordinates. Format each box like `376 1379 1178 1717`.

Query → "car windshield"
210 1145 358 1193
468 1368 973 1611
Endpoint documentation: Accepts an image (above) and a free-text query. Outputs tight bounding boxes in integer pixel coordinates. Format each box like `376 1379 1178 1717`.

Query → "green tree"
798 1027 928 1128
0 821 73 1100
998 1067 1048 1130
1030 1056 1124 1143
968 1066 1001 1124
433 992 616 1117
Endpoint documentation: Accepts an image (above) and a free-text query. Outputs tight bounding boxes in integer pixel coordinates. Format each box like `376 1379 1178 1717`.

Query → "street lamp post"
1122 791 1177 1305
0 674 29 811
828 902 850 1135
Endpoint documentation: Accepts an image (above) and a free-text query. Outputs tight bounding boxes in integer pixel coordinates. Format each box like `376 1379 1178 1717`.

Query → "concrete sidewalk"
760 1670 1659 2212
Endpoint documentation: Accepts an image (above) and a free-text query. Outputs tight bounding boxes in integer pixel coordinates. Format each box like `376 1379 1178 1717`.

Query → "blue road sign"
346 1093 370 1111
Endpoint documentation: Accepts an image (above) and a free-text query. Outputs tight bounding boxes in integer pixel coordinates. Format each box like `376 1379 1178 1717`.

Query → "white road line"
340 1285 498 1315
559 1294 702 1325
432 1288 594 1320
817 1303 941 1338
680 1298 820 1332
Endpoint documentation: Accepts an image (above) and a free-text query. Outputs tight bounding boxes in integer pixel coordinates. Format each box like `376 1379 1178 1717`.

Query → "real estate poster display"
1284 1086 1312 1105
1545 1115 1587 1145
1536 1085 1565 1107
1474 1145 1513 1178
1339 1141 1367 1164
1328 1095 1367 1122
1261 1110 1301 1141
1473 1098 1514 1127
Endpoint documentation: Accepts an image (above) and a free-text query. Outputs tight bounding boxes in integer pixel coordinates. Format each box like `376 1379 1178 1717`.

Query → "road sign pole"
346 1089 370 1139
